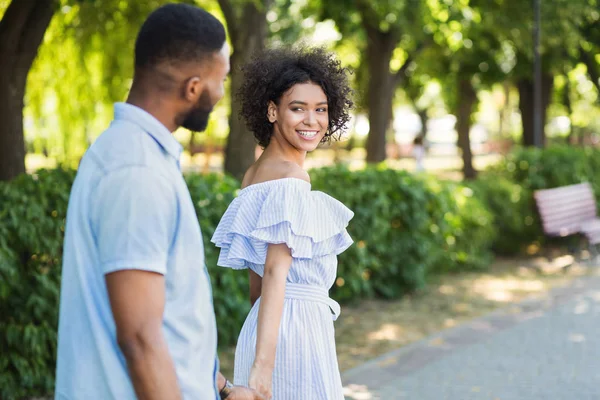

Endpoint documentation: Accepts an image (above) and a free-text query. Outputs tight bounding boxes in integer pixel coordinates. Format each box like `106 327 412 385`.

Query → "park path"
342 273 600 400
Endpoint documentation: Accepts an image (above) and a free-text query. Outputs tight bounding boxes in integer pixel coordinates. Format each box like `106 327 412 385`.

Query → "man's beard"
181 89 213 132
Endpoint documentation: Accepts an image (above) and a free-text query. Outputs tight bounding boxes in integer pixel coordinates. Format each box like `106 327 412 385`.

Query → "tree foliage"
1 0 598 176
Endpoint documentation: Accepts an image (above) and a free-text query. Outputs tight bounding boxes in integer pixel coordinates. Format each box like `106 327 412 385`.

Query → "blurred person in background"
413 134 427 172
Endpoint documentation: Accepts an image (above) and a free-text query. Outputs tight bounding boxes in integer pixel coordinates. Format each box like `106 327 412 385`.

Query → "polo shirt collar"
113 102 183 160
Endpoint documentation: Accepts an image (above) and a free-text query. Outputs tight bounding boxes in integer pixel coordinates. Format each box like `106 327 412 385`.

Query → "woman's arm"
248 243 292 398
249 269 263 307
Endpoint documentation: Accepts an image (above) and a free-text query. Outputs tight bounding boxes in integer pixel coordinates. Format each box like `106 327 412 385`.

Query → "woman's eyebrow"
288 100 328 106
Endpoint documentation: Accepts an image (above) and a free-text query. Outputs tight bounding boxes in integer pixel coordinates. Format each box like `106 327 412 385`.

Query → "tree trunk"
417 108 428 138
580 47 600 99
219 0 271 180
517 79 534 146
563 78 574 143
456 79 477 180
365 32 397 163
0 0 56 181
541 74 553 143
517 74 553 147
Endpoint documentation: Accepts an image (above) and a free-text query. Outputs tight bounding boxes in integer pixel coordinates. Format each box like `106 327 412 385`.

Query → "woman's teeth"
298 130 318 138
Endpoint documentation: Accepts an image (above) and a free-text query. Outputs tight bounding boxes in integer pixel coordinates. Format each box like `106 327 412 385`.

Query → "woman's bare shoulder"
242 160 309 188
278 161 310 183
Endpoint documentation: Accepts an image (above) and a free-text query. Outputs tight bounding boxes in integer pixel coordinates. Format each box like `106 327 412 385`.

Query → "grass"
218 255 599 378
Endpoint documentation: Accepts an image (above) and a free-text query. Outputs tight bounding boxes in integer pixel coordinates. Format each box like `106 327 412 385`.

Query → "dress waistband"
284 283 341 321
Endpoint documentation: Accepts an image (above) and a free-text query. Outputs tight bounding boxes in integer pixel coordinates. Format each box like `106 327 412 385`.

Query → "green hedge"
0 169 75 399
466 174 538 255
311 166 494 302
184 173 249 347
494 146 600 194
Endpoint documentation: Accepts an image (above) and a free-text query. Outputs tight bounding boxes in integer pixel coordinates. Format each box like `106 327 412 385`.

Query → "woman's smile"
296 130 319 140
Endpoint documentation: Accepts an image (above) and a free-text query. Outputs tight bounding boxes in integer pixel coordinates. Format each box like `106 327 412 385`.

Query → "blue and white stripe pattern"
211 178 354 399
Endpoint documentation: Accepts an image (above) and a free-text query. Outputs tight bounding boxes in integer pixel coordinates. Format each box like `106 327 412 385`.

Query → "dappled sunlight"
343 384 378 400
568 333 586 343
438 284 457 294
534 255 575 273
589 291 600 302
574 300 590 314
471 277 546 302
483 289 515 302
25 153 57 172
367 323 403 341
174 147 505 178
336 317 428 371
516 266 539 277
444 318 458 327
452 302 473 312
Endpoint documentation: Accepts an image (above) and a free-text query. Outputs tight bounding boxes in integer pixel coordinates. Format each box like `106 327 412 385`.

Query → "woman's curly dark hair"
238 46 354 148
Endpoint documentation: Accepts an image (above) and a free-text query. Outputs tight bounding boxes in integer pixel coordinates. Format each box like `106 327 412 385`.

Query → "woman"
413 134 426 172
211 46 354 399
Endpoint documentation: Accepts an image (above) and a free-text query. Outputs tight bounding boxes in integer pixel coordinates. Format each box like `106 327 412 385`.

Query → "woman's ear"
267 101 277 123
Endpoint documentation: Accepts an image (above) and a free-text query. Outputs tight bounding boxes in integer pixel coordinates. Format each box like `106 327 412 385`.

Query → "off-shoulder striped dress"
211 178 354 399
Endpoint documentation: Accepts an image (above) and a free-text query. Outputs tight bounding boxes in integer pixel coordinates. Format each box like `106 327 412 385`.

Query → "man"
55 4 262 399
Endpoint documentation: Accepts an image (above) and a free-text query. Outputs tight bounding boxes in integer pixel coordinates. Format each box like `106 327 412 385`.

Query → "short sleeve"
91 167 177 275
211 180 353 269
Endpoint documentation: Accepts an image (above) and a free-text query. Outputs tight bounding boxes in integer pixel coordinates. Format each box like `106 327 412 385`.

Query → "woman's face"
268 82 329 152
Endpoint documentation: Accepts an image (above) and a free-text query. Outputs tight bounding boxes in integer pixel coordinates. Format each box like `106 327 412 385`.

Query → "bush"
467 174 539 255
0 168 75 400
184 174 249 347
495 146 600 194
311 166 495 302
430 180 495 273
312 167 438 301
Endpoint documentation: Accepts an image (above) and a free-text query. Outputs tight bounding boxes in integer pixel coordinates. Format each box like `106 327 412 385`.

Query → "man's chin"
182 121 209 132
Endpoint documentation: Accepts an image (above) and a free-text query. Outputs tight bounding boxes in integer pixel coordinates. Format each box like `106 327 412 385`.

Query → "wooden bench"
534 182 600 260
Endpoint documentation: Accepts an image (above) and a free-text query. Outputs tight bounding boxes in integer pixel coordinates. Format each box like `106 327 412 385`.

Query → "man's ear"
184 76 203 102
267 101 277 123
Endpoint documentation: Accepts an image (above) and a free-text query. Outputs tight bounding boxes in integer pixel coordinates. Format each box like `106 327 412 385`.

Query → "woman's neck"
262 135 307 168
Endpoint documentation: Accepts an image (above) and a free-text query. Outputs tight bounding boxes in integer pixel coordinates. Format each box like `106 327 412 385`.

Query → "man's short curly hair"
238 46 354 148
135 4 226 69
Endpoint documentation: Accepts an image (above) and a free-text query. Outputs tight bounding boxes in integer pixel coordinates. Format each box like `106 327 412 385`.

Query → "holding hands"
248 363 273 400
226 386 266 400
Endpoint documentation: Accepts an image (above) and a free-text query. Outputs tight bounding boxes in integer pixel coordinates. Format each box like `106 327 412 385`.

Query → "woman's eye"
317 108 328 112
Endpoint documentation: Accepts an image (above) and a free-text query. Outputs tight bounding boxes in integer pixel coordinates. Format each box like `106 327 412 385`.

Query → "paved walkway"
342 274 600 400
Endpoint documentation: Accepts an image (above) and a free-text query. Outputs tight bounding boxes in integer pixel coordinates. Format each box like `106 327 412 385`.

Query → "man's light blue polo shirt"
55 103 219 399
